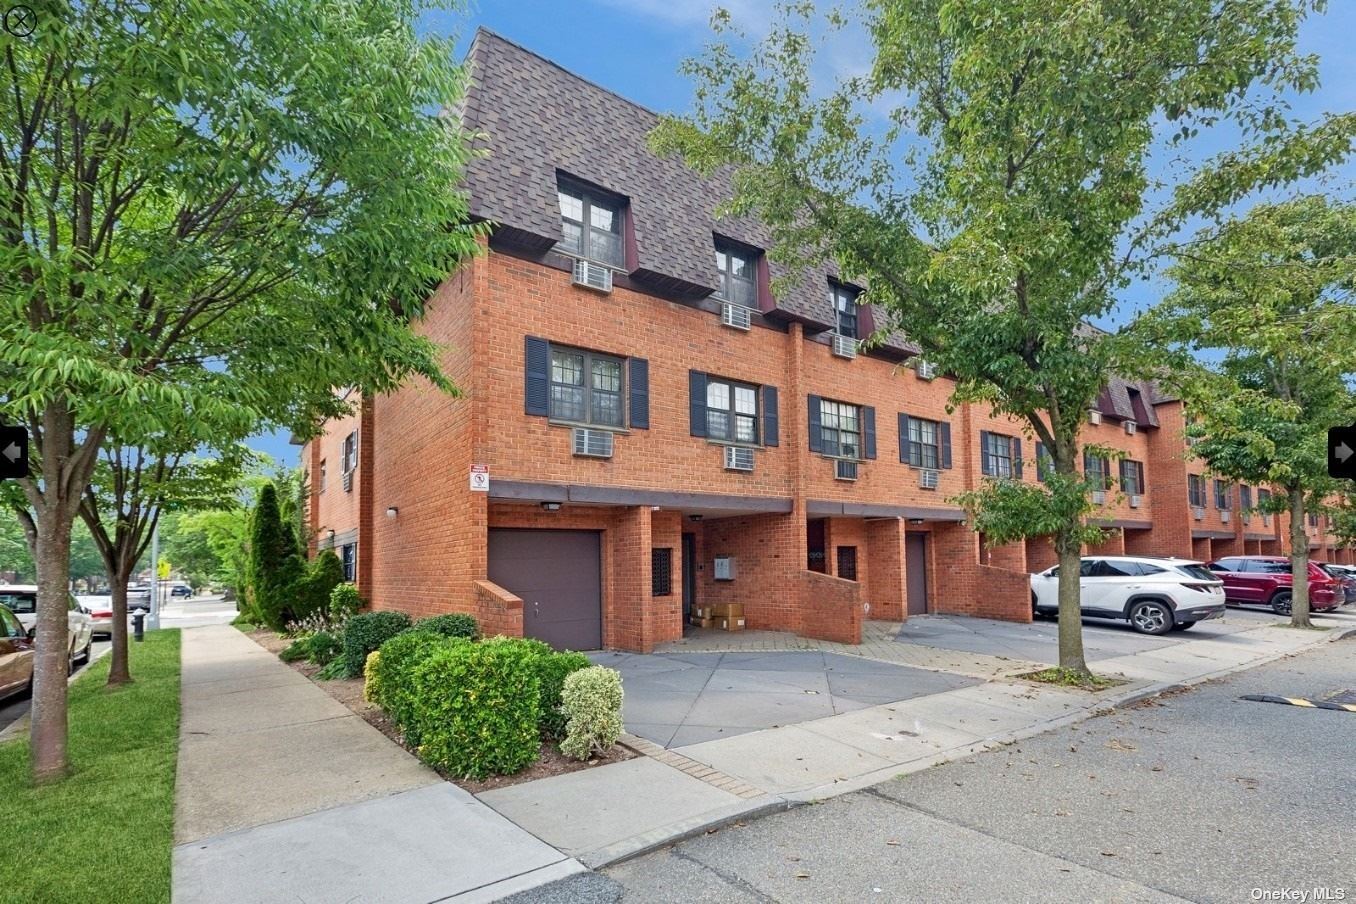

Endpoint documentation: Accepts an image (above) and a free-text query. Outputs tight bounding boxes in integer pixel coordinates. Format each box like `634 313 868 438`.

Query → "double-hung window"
1119 459 1144 495
1240 485 1253 513
341 544 356 582
820 399 861 459
550 347 624 427
1188 475 1206 507
982 433 1016 478
558 182 624 267
715 243 757 308
341 432 358 475
318 460 327 493
1214 479 1231 510
830 283 859 339
705 378 759 444
907 418 941 469
1257 488 1271 518
1084 450 1111 489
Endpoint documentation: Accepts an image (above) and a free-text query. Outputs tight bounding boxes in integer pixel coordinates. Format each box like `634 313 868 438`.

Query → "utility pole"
148 519 161 631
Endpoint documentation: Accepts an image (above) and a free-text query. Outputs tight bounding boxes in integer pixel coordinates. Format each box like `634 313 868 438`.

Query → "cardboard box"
689 616 714 629
716 617 746 631
710 603 744 618
692 605 714 620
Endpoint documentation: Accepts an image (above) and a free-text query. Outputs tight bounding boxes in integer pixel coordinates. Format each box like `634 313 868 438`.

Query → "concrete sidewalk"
173 625 583 904
478 615 1356 870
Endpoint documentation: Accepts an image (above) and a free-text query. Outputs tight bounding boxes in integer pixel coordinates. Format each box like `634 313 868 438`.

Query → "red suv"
1206 556 1341 614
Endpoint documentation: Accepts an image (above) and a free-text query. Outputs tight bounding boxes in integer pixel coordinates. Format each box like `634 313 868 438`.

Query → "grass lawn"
0 630 180 904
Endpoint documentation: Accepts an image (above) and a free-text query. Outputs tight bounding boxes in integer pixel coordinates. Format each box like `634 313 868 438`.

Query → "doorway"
682 532 697 621
807 519 827 573
906 532 929 616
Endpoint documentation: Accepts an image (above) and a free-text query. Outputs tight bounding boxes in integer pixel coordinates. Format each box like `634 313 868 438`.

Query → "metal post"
148 519 160 631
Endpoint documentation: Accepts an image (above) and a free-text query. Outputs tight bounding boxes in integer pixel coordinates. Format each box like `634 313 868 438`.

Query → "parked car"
126 584 152 609
169 582 193 598
1205 557 1341 614
1319 564 1356 605
1031 556 1227 635
75 594 141 638
0 585 94 672
0 605 35 703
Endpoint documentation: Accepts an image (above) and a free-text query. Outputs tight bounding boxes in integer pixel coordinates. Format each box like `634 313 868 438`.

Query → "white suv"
1030 556 1227 635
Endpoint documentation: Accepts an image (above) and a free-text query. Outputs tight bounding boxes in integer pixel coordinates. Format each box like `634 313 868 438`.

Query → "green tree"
652 0 1354 677
1142 196 1356 626
1 0 480 782
247 484 303 631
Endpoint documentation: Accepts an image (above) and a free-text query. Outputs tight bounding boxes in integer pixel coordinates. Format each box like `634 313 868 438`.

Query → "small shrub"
537 651 592 738
329 584 365 624
363 651 383 705
314 658 347 680
415 612 479 640
341 611 413 677
293 551 346 623
279 639 309 663
406 639 542 779
559 666 623 761
373 630 451 742
306 631 342 665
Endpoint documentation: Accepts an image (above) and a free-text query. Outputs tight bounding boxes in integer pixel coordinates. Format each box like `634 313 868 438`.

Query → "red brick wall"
473 580 524 638
800 570 863 644
931 522 1031 621
865 519 907 620
699 511 804 634
1025 536 1059 572
307 391 365 551
650 511 684 644
1086 529 1125 557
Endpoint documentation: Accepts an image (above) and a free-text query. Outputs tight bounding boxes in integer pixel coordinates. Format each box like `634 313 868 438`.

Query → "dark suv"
1206 556 1341 614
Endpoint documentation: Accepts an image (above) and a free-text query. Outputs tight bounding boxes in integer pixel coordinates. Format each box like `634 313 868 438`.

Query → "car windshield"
1174 564 1217 581
0 591 37 614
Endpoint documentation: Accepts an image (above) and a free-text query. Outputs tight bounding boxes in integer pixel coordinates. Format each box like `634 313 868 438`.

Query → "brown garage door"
488 529 602 651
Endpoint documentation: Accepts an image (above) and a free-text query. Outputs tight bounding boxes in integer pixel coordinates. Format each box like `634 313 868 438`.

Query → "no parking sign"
469 464 490 492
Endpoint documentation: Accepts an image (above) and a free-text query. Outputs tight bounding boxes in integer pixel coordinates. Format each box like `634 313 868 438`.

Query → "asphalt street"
597 633 1356 903
0 594 235 733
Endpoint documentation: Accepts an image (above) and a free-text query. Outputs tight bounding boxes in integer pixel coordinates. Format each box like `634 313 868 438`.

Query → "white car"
0 585 95 671
1030 556 1227 635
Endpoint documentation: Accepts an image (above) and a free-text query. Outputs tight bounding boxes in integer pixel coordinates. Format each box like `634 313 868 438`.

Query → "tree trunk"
1054 528 1091 676
107 574 132 686
31 498 74 784
1288 488 1311 628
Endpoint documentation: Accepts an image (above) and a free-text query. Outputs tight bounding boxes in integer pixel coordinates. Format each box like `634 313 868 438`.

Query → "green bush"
560 666 624 761
405 639 542 779
279 638 309 663
314 658 347 680
306 630 342 665
373 630 451 743
363 651 383 704
330 583 365 623
341 611 413 677
293 551 346 623
415 612 479 640
537 651 592 738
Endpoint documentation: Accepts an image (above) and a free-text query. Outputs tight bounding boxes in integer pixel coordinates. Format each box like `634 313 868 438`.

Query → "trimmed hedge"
341 611 413 677
405 639 542 779
560 666 624 760
536 650 592 737
415 613 479 640
372 630 452 744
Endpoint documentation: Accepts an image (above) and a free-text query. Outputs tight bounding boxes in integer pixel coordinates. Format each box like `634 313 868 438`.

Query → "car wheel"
78 635 93 664
1129 600 1173 635
1270 591 1293 616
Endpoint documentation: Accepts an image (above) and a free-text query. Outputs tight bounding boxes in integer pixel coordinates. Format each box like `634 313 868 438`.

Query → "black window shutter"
1035 441 1046 482
629 358 649 429
688 371 707 437
940 421 953 469
1012 437 1024 479
807 395 822 452
762 385 779 447
979 430 992 476
898 414 911 464
524 336 550 417
863 406 877 460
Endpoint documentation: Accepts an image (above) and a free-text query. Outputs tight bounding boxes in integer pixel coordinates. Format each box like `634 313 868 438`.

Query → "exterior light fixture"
326 528 336 539
689 513 703 522
908 518 925 525
541 501 562 512
386 507 398 519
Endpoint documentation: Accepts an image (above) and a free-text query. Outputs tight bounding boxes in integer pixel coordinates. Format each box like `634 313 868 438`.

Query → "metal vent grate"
571 259 613 293
831 334 858 359
1088 409 1103 425
918 468 939 490
720 302 752 331
1129 494 1142 508
723 445 754 472
1124 420 1137 435
571 427 614 458
915 360 937 380
834 459 858 481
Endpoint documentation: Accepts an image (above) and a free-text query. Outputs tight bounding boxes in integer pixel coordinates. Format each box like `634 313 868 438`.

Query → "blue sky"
254 0 1355 467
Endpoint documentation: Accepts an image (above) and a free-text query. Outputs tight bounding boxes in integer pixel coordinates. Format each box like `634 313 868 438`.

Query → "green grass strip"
0 630 181 904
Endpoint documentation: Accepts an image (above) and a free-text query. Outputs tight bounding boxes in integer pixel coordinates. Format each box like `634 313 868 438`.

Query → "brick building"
303 30 1351 653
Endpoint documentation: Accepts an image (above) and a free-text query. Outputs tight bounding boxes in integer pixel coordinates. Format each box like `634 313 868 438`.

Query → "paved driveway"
895 609 1276 664
587 650 980 749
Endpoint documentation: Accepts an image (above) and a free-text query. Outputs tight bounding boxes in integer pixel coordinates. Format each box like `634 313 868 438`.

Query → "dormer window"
557 181 624 267
714 241 757 308
831 283 859 339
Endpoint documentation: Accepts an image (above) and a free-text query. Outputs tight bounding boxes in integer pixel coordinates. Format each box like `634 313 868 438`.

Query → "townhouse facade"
301 30 1352 653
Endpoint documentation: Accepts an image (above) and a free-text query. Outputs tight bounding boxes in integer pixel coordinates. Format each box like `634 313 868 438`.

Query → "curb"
580 796 803 870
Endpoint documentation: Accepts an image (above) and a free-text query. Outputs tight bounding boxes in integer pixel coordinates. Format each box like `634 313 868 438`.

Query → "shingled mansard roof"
459 28 1162 420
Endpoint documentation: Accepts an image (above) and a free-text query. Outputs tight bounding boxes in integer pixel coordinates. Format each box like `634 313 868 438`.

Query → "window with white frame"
820 399 861 459
830 283 859 339
319 460 327 493
907 418 941 469
341 544 356 582
341 432 358 474
714 242 757 308
549 346 624 427
705 378 759 444
557 181 624 266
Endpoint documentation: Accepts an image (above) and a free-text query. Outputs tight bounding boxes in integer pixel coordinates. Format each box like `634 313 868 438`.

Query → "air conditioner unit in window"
1091 490 1107 505
1124 420 1137 435
723 445 754 472
834 459 858 481
1129 494 1142 509
1220 510 1230 523
571 427 614 458
831 334 858 359
1263 515 1272 527
571 258 613 293
342 471 353 493
1088 409 1103 425
720 301 752 331
1193 506 1205 521
915 359 937 381
918 468 940 490
1242 512 1252 524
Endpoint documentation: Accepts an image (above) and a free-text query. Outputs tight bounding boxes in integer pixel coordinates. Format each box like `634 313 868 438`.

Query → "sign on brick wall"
469 464 489 492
